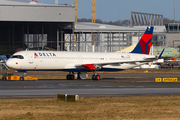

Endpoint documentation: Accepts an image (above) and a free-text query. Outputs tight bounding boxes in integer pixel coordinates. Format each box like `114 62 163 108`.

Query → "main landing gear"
92 71 100 80
92 75 100 80
66 71 100 80
66 72 74 80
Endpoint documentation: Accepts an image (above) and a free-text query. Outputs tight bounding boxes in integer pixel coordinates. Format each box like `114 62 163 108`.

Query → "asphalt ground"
1 70 180 98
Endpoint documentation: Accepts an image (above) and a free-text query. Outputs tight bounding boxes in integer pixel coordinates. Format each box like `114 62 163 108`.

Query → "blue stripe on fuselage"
17 67 124 72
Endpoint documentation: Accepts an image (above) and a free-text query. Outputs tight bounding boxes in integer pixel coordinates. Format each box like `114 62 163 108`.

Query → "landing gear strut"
92 71 100 80
66 72 74 80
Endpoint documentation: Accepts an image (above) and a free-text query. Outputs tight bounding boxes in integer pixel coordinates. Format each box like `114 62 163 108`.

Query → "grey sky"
30 0 179 22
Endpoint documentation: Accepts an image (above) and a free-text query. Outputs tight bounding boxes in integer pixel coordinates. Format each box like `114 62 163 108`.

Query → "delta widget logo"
34 53 56 57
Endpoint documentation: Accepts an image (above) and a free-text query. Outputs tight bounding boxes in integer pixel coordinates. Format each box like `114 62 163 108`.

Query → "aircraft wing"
74 59 155 71
64 50 165 71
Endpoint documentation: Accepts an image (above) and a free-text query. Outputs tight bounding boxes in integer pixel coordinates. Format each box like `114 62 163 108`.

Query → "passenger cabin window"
11 55 24 59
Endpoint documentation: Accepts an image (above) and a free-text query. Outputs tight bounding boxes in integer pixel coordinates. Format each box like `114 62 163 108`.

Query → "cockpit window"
11 55 24 59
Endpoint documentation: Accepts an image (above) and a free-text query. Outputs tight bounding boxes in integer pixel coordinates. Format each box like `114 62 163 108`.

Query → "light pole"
174 0 175 23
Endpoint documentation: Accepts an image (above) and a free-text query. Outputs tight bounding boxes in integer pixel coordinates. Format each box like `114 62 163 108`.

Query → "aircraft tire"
66 75 70 80
96 75 100 80
67 75 74 80
70 75 74 80
92 75 96 80
20 77 24 81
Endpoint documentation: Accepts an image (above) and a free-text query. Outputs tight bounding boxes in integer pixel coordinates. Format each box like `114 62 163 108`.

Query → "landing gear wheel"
20 77 24 81
66 74 74 80
66 75 70 80
92 75 96 80
96 75 100 80
92 75 100 80
70 75 74 80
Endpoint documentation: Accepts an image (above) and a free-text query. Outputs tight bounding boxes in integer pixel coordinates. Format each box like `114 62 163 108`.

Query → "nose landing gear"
66 72 74 80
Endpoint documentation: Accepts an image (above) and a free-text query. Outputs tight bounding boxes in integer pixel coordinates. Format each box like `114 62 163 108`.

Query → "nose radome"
6 60 13 68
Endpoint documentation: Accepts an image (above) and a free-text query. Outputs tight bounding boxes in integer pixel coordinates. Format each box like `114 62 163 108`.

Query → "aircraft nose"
6 60 13 68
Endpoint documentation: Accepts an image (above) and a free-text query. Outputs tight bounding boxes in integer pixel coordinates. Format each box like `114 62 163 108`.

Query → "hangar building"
0 1 168 55
0 0 75 55
65 22 145 52
65 23 166 52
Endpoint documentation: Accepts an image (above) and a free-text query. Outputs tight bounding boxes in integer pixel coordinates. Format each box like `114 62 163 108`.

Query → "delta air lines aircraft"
6 26 161 80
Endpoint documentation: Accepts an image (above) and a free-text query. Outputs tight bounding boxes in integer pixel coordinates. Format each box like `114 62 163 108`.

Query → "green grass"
1 96 180 120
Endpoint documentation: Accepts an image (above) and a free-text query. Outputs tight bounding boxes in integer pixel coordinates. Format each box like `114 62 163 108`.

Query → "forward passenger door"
29 53 33 64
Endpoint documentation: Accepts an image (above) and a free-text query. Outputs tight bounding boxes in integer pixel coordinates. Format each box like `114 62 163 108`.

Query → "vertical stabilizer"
131 26 154 54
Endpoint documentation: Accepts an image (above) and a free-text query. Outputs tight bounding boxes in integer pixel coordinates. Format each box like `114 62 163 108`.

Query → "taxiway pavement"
1 72 180 98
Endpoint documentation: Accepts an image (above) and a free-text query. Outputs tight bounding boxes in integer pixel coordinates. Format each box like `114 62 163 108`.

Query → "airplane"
6 26 162 80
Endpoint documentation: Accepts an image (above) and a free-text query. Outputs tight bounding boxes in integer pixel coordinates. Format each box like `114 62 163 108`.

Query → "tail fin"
131 26 154 54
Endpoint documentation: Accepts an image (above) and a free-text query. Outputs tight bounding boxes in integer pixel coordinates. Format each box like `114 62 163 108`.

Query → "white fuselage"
6 51 155 71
